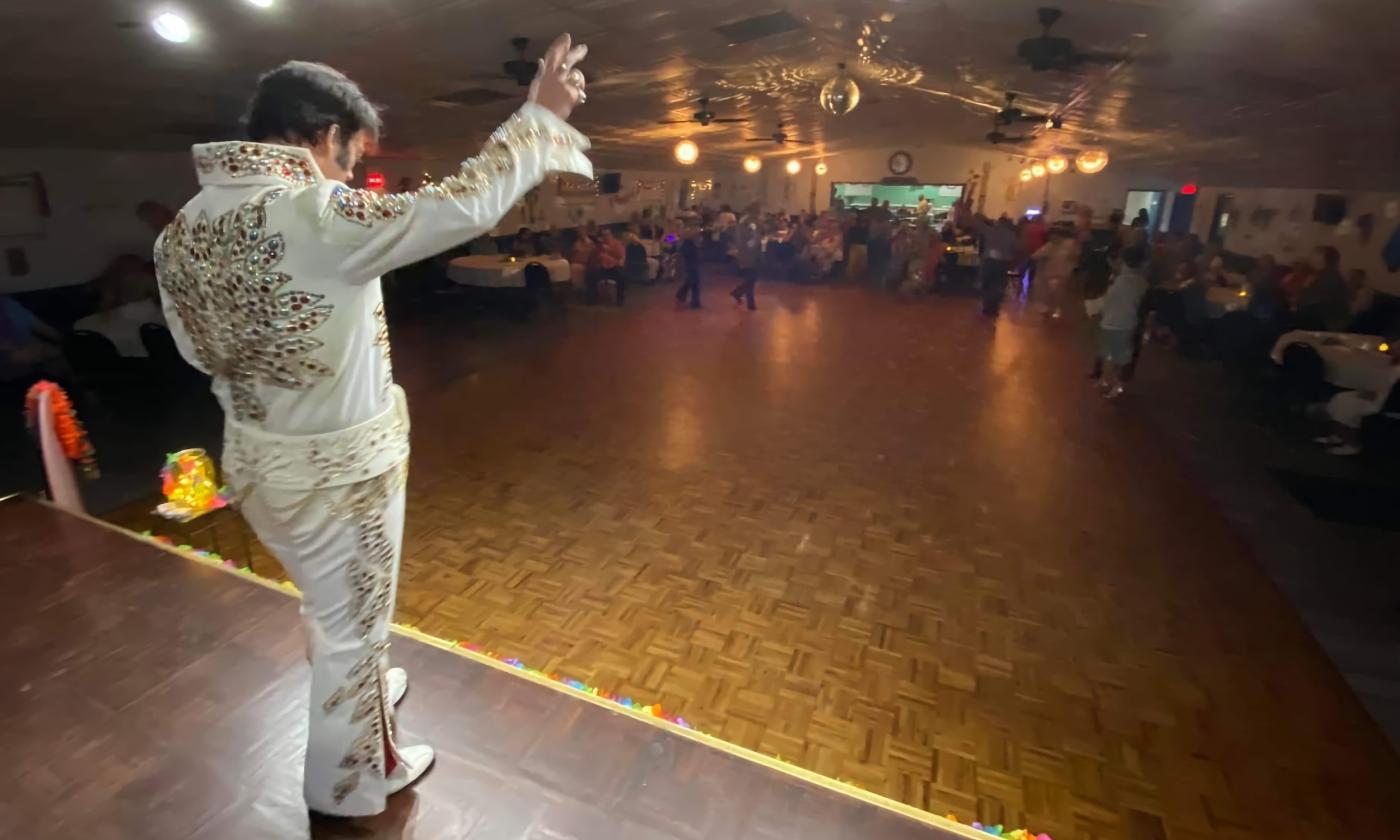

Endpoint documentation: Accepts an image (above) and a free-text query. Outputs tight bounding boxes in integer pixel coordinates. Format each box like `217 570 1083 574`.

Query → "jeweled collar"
192 141 323 187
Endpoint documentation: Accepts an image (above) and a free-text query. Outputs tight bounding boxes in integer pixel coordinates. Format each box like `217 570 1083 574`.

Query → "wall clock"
888 151 913 176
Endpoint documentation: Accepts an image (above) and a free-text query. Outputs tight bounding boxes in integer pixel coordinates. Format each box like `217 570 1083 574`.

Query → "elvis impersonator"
154 35 591 817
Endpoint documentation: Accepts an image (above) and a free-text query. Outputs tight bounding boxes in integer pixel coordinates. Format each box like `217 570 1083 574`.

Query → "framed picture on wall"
0 173 49 240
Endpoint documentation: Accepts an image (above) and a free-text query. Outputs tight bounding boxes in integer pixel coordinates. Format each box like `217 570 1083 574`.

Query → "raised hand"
528 33 588 121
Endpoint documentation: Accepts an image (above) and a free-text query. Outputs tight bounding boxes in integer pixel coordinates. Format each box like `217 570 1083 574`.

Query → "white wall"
1189 187 1400 293
0 148 196 292
365 156 746 234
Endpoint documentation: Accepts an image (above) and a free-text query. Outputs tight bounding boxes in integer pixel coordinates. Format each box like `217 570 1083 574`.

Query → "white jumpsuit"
155 104 592 815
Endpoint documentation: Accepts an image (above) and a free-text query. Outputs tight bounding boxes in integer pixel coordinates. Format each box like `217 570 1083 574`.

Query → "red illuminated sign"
365 171 386 190
1181 183 1198 195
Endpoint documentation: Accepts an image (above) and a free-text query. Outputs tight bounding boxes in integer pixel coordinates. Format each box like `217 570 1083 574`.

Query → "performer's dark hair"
245 61 382 144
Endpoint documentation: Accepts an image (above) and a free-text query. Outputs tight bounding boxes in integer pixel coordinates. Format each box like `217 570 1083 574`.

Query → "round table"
1271 331 1395 391
1203 285 1250 318
447 255 572 288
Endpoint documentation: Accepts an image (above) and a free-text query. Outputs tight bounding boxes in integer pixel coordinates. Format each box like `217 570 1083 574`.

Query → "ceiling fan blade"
710 118 750 123
657 119 696 124
1075 50 1132 65
789 139 817 145
744 138 773 142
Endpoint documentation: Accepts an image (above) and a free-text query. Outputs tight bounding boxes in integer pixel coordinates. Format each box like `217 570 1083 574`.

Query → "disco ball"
819 64 861 116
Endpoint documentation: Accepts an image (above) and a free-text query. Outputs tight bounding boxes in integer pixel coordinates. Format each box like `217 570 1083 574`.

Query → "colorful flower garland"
24 380 98 477
138 531 1050 839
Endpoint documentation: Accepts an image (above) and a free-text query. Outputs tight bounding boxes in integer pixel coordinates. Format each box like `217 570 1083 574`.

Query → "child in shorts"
1092 244 1149 399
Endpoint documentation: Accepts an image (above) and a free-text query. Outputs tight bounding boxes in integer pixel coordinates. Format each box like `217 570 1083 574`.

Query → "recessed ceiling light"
246 0 274 6
152 12 192 43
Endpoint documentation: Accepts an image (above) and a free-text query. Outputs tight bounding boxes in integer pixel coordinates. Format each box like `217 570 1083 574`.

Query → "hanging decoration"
1019 168 1034 183
815 162 829 176
1045 155 1069 175
1031 163 1047 178
156 448 231 521
819 63 861 116
1075 149 1109 174
24 381 98 478
743 155 763 174
785 159 802 175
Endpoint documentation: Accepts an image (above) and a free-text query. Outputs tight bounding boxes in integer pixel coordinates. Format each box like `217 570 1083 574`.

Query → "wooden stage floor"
0 496 977 839
101 282 1400 838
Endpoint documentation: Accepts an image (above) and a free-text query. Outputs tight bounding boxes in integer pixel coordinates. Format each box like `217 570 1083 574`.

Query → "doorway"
1207 193 1236 245
1123 190 1165 236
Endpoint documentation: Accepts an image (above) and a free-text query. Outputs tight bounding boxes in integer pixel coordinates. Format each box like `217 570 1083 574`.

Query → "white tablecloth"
1271 331 1395 391
447 256 571 288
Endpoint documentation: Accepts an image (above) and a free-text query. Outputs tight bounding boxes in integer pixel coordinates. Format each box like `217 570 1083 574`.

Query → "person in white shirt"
1089 244 1150 399
155 35 590 817
74 257 166 357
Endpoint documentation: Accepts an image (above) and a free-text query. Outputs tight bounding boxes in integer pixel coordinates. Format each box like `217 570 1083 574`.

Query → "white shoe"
386 744 435 796
386 667 407 706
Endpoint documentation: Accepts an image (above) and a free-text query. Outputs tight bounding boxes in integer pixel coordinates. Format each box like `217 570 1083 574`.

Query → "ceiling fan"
500 36 541 86
993 92 1052 127
658 97 749 127
985 115 1033 146
1016 7 1133 72
745 123 815 146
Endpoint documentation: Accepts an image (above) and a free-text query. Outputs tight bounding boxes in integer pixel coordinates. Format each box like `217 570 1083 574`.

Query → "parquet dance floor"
113 282 1400 838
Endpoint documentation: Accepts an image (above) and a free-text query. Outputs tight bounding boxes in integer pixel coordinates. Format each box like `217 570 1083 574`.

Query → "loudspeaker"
599 172 622 194
1312 193 1347 225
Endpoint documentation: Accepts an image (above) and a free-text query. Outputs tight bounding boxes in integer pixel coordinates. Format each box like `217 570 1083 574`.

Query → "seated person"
1347 268 1374 323
587 227 627 306
468 233 499 255
510 227 535 258
0 294 65 382
74 257 166 358
534 226 558 257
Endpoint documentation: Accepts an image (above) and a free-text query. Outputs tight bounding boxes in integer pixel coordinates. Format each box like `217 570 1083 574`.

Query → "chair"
522 262 551 293
64 329 129 387
1359 380 1400 466
624 242 650 286
1278 342 1329 409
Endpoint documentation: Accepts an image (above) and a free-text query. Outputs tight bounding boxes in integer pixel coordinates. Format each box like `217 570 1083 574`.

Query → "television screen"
830 182 963 222
1312 193 1347 225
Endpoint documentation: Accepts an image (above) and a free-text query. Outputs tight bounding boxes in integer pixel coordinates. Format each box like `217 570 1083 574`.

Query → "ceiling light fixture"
1031 162 1047 178
1075 148 1109 175
742 155 762 174
786 159 802 175
152 11 192 42
1019 169 1034 183
245 0 274 6
1045 154 1069 175
674 139 699 166
815 162 828 176
819 63 861 116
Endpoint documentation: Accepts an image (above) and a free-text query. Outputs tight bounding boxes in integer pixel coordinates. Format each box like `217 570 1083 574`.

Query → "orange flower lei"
24 380 99 478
